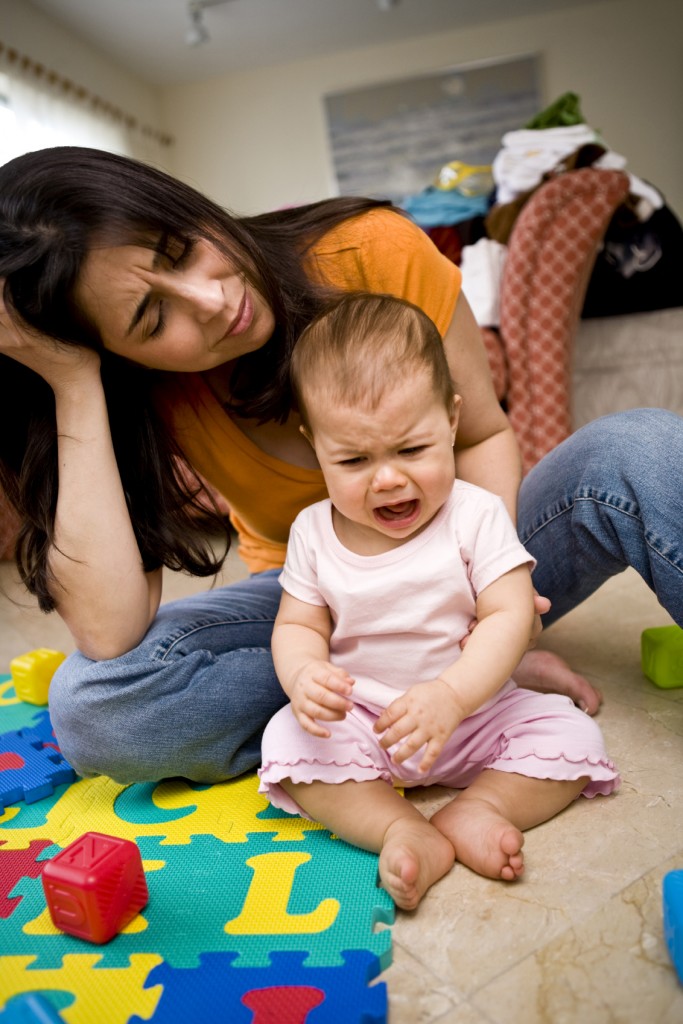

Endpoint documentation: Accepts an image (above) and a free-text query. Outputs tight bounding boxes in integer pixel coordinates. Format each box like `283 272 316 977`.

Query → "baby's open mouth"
373 500 420 527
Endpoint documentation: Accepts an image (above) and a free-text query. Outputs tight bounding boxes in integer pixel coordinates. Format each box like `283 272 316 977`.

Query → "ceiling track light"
184 0 238 47
186 2 209 47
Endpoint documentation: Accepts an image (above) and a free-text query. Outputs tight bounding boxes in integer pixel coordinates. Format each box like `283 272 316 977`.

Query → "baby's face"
307 374 460 553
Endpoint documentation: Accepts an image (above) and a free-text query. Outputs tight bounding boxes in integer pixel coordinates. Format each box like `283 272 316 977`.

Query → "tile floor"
1 551 682 1023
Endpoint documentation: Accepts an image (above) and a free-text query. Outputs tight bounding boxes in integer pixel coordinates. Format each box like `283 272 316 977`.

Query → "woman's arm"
443 292 522 523
50 366 162 658
0 305 161 658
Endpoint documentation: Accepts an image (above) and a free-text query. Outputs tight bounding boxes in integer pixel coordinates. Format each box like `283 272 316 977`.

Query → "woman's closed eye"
149 302 166 338
145 238 195 338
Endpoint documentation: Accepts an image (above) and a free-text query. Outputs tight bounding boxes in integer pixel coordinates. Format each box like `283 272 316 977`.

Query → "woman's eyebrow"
125 240 166 337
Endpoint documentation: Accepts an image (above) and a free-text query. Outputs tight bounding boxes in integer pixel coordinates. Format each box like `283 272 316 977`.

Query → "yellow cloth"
158 207 462 572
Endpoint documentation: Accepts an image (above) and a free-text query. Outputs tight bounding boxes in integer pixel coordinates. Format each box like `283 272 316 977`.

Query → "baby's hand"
374 679 466 774
289 661 355 738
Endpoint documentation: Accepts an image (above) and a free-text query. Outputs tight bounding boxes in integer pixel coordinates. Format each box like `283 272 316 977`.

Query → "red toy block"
41 831 148 944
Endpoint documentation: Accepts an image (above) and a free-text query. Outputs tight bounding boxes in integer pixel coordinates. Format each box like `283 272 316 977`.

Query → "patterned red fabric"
498 168 630 473
480 327 508 402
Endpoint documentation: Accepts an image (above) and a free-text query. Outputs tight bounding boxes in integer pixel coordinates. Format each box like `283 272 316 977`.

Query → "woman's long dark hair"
0 146 396 609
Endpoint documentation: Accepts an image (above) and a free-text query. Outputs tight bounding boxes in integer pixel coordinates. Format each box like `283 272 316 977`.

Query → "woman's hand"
288 661 355 739
0 289 100 389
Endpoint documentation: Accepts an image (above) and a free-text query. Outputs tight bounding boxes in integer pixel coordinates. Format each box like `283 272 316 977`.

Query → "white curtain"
0 68 169 168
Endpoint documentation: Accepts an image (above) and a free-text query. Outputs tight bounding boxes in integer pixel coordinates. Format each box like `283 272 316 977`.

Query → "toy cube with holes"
10 648 67 705
42 831 148 943
641 625 683 689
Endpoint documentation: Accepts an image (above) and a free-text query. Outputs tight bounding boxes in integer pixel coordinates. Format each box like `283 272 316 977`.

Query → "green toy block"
641 626 683 690
10 649 67 705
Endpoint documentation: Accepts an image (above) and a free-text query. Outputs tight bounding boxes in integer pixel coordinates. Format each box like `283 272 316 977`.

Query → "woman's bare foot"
379 818 455 911
515 648 603 715
430 795 525 881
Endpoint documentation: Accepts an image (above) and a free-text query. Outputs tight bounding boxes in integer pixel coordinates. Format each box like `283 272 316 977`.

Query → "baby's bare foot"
379 819 455 911
431 796 524 881
515 648 603 715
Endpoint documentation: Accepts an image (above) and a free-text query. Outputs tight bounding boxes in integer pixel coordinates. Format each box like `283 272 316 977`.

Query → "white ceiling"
28 0 608 87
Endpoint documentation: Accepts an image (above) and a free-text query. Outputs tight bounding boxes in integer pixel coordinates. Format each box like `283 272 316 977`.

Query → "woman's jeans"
49 409 683 784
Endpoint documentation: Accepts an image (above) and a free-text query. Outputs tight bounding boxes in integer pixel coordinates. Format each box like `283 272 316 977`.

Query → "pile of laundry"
400 93 682 326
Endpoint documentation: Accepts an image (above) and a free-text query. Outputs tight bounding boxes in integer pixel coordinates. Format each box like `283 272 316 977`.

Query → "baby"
258 293 619 910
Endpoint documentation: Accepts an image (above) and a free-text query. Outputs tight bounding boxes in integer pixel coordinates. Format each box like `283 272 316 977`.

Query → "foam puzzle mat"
0 671 394 1022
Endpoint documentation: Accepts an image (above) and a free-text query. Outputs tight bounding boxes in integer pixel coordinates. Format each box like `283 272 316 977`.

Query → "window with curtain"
0 70 130 166
0 58 171 169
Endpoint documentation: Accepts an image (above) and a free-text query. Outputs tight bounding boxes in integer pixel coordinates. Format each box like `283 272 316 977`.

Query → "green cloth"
525 92 585 129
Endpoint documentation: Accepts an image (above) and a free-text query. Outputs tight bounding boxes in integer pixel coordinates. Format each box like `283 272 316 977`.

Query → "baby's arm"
272 591 355 738
375 564 535 772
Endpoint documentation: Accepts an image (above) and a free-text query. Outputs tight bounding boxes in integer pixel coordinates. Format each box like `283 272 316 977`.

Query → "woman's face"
75 236 275 371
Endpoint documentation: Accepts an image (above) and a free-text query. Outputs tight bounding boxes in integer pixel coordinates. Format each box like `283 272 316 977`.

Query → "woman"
1 147 681 783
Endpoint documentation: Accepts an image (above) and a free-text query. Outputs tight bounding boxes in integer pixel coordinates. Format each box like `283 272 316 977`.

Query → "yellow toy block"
10 648 67 705
641 626 683 689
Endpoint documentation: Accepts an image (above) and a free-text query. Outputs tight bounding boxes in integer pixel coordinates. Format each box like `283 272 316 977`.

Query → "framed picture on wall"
324 53 542 203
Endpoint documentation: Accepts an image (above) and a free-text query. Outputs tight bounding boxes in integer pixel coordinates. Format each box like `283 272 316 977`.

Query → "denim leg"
518 408 683 628
48 569 288 784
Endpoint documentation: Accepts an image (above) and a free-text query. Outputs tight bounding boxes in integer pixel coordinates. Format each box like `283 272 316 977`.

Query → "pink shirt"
279 480 535 711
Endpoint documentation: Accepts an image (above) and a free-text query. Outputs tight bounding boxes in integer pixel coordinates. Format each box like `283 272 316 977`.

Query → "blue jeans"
49 408 683 784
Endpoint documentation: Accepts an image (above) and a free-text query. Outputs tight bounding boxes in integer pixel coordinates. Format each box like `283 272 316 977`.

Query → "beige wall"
161 0 682 217
2 0 680 217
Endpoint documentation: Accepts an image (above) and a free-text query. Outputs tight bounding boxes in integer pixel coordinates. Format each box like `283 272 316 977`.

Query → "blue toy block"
663 870 683 983
0 993 65 1023
0 726 75 812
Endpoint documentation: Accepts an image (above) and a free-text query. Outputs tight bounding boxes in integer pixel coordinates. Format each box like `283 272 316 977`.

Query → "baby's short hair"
291 293 456 430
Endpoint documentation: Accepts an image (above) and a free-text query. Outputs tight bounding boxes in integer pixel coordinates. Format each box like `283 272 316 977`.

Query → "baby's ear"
450 394 462 437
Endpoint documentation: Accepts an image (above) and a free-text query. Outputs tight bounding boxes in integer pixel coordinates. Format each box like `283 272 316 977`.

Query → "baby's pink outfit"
258 481 619 815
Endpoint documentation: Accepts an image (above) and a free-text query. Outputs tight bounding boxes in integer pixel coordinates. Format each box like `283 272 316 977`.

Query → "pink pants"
258 684 620 818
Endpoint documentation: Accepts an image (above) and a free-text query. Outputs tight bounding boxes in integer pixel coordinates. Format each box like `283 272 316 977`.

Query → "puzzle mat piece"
0 841 53 919
0 954 161 1024
0 728 75 813
129 950 387 1024
0 773 324 851
0 680 49 735
4 831 393 970
1 684 393 1010
0 785 72 834
11 715 60 753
